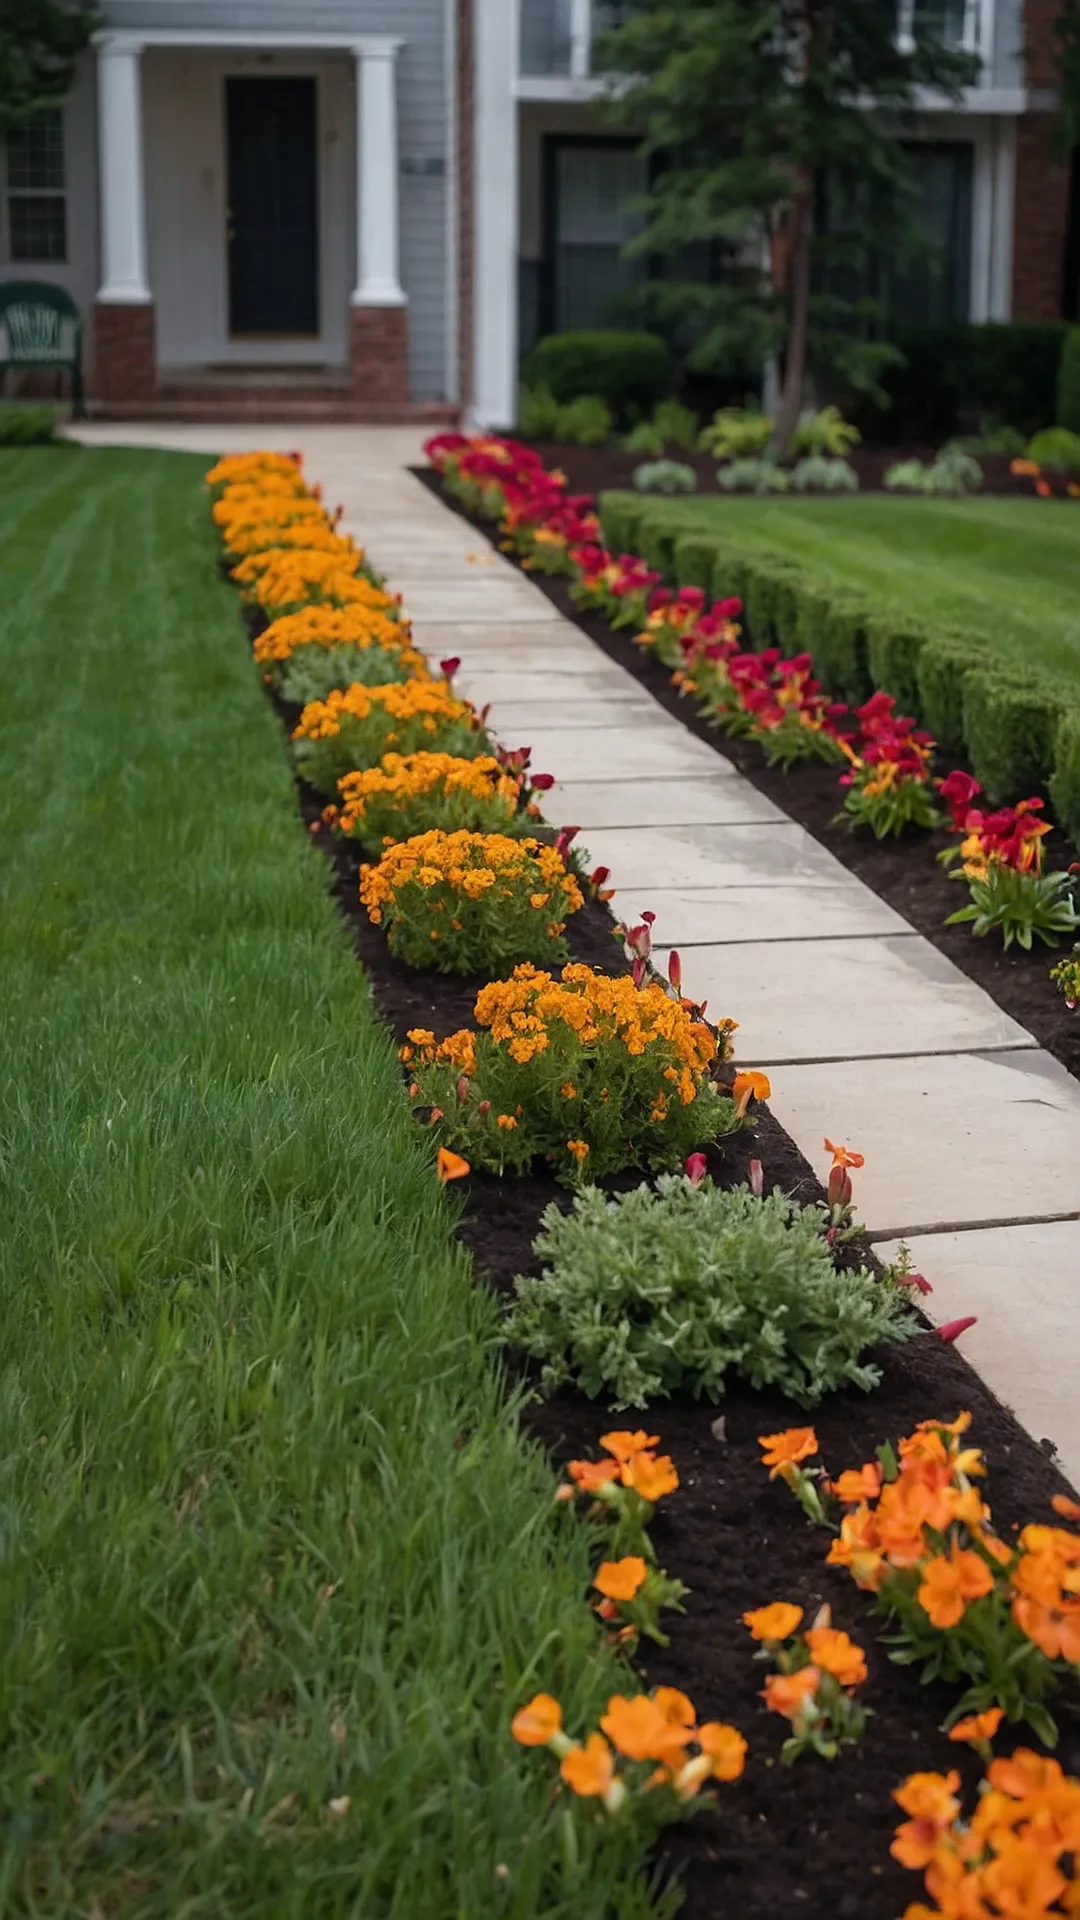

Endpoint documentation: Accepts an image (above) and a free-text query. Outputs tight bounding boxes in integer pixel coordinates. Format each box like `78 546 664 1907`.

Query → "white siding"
0 53 99 373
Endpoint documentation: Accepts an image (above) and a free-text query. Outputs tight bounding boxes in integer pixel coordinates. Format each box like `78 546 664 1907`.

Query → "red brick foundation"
349 304 410 405
92 302 157 405
1012 115 1071 320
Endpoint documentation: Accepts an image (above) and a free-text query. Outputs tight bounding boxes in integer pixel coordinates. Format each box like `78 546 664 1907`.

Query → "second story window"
7 108 67 263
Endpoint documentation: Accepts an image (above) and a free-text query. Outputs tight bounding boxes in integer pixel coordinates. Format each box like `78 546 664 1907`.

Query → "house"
0 0 1071 424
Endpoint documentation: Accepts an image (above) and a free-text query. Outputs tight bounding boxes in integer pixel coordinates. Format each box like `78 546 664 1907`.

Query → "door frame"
225 73 321 340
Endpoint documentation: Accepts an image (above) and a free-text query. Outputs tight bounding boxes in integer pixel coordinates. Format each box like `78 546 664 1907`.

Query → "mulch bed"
519 441 1039 499
415 463 1080 1085
252 591 1079 1920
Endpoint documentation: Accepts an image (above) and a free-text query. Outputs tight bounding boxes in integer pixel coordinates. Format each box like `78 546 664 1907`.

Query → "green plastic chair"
0 281 84 415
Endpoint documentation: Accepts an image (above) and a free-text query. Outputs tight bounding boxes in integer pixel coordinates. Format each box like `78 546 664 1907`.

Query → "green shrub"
553 394 614 446
741 554 803 648
597 490 649 557
624 399 698 455
522 330 671 420
517 383 563 439
865 614 934 719
1027 426 1080 475
790 454 859 492
672 531 723 595
700 410 774 460
886 448 982 496
0 402 59 445
632 458 696 494
507 1175 916 1410
1057 326 1080 436
962 669 1063 801
1049 706 1080 843
877 322 1067 443
632 515 682 578
796 588 873 704
716 455 790 492
915 634 991 753
792 406 860 457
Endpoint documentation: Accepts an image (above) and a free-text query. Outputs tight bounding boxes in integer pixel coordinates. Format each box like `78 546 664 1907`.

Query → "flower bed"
418 447 1080 1087
211 448 1080 1920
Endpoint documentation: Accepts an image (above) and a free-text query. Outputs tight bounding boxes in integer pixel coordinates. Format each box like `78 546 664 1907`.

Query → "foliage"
1026 425 1080 475
0 0 97 127
945 426 1027 457
596 0 972 450
521 330 671 420
873 322 1068 444
623 399 699 455
359 829 582 974
0 400 59 443
745 1604 868 1765
770 1418 1080 1743
946 864 1079 951
291 679 490 794
0 444 670 1917
885 448 983 496
717 456 791 494
789 454 859 492
1058 324 1080 435
254 606 426 702
404 963 738 1184
554 394 616 446
517 383 564 439
792 406 861 457
508 1174 914 1410
332 750 528 856
633 458 697 494
698 407 774 461
1050 946 1080 1007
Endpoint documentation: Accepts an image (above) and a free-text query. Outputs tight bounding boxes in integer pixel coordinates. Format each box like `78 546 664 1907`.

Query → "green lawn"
640 493 1080 687
0 448 658 1918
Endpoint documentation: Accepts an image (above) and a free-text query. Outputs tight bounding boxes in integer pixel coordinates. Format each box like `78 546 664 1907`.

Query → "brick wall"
457 0 475 414
92 303 157 404
1012 0 1071 319
349 305 410 405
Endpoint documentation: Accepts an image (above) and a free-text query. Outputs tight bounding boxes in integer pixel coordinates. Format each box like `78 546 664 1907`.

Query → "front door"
226 76 319 337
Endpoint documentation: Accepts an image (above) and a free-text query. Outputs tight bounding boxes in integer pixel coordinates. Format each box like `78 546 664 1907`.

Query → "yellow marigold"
472 964 717 1096
293 680 477 745
225 521 359 562
566 1139 590 1165
254 603 413 668
358 830 583 926
497 1114 518 1131
206 450 304 487
233 546 393 613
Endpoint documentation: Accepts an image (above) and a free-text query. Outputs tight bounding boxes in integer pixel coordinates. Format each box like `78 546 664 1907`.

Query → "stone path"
72 422 1080 1488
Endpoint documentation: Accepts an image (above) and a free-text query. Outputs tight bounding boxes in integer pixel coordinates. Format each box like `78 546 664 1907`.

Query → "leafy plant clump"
517 386 614 446
508 1175 916 1409
790 455 859 492
1026 426 1080 476
623 399 699 456
633 458 697 494
698 408 774 461
886 447 983 496
946 864 1079 951
717 456 791 494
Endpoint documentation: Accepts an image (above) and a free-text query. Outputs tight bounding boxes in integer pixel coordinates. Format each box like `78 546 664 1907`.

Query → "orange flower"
829 1464 883 1505
567 1457 621 1493
762 1667 820 1721
560 1732 616 1798
743 1602 803 1643
601 1693 696 1768
696 1721 748 1782
511 1693 563 1747
601 1430 660 1462
824 1138 864 1170
803 1626 867 1690
594 1556 648 1603
1052 1493 1080 1522
733 1069 771 1118
891 1769 962 1870
826 1504 886 1589
759 1427 818 1480
987 1749 1069 1800
1011 1592 1080 1663
436 1147 470 1182
623 1450 680 1502
948 1707 1003 1747
917 1540 994 1629
981 1836 1067 1915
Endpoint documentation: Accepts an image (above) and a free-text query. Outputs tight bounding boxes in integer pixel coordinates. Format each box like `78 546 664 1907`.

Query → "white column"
351 39 406 307
472 0 519 427
570 0 592 79
96 35 151 303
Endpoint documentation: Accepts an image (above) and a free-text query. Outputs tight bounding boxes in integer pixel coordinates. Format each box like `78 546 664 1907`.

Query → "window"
818 142 973 331
543 139 647 334
7 109 67 263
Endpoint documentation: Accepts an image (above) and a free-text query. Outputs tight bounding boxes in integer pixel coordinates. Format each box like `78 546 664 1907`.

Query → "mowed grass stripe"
0 449 660 1919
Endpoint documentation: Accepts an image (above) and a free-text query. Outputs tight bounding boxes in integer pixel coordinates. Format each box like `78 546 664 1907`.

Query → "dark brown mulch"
520 441 1038 500
252 581 1080 1920
414 464 1080 1086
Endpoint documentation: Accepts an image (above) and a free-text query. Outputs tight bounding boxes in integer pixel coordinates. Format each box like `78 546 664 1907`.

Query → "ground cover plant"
0 444 670 1917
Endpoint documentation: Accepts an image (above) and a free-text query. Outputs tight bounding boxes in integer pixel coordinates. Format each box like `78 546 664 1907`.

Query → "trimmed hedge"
597 490 1080 835
1058 327 1080 438
521 330 671 421
874 321 1068 443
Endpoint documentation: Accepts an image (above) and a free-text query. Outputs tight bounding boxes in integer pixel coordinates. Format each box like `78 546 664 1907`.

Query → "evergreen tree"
598 0 975 452
0 0 99 130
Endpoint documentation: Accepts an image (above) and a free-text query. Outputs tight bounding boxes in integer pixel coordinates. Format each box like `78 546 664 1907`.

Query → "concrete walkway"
71 422 1080 1487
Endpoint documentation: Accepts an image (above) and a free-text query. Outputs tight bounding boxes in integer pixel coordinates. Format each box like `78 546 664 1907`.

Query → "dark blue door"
226 77 319 336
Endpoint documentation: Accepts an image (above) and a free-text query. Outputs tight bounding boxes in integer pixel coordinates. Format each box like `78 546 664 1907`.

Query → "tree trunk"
771 182 814 461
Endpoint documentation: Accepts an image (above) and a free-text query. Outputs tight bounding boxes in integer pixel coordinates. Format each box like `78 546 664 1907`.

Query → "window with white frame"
6 108 67 263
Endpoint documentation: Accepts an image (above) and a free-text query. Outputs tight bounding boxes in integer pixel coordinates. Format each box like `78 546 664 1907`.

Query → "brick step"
89 396 460 425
